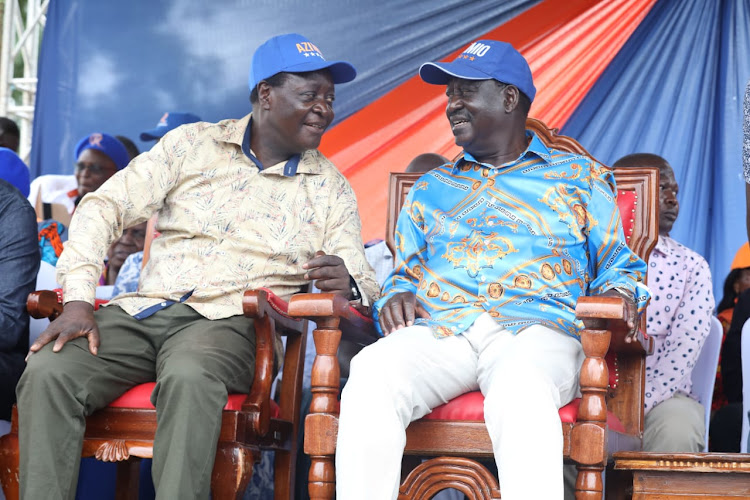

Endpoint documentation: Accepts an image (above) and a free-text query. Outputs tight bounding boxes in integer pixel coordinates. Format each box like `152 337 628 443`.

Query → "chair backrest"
691 316 723 451
385 117 659 437
741 318 750 452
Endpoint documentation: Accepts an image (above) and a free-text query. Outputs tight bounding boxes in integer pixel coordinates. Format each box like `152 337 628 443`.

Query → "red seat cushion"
423 391 625 433
616 189 635 244
107 382 280 417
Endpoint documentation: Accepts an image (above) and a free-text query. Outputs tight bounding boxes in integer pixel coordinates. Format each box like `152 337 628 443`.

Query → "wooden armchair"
289 118 659 499
0 287 308 500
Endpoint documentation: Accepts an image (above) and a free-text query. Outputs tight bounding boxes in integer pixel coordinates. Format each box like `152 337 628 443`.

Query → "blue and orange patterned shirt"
374 131 650 339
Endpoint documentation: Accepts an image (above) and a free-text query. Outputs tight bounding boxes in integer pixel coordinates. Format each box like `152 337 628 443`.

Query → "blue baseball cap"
74 133 131 170
140 112 202 141
419 40 536 103
0 147 29 197
248 33 357 91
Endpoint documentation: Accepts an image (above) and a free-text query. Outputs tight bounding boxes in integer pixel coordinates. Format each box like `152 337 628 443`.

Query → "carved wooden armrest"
576 296 652 355
572 295 649 465
288 292 376 340
242 289 304 437
27 290 63 320
286 291 377 403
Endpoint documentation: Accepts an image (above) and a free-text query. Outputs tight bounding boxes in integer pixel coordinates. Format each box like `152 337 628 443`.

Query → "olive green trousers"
17 304 256 500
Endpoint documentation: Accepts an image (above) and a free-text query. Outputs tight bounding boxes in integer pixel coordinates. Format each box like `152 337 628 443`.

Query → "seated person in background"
613 153 713 452
100 222 148 288
0 116 20 152
115 135 141 161
717 244 750 333
714 244 750 451
28 133 130 225
712 244 750 415
0 147 30 197
17 33 378 499
0 179 40 422
111 244 145 297
405 152 449 174
336 40 648 500
140 111 201 143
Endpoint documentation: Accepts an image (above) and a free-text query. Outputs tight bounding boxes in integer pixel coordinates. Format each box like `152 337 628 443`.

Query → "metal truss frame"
0 0 49 161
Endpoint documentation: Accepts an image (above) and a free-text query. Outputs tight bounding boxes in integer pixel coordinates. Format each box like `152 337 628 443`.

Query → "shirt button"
479 276 486 282
451 326 457 331
161 302 167 306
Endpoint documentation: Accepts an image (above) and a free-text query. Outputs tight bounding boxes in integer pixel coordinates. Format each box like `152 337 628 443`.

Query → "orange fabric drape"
319 0 658 242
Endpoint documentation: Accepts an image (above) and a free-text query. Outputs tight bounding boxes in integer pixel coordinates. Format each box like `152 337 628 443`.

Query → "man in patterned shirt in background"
335 40 649 500
613 153 714 452
16 33 379 500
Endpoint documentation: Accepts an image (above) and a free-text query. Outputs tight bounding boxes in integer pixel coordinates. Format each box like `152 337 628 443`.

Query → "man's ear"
258 81 272 110
504 85 520 114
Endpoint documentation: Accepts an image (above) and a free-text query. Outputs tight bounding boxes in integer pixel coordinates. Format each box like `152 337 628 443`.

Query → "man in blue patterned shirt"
336 40 650 500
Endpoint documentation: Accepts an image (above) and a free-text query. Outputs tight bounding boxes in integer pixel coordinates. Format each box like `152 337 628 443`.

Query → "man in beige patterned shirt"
17 33 378 500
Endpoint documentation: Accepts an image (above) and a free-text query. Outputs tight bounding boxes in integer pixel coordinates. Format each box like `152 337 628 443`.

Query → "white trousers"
336 313 584 500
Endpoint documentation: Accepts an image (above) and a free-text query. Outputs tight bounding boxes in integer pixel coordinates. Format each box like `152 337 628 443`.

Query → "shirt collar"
653 235 672 256
452 130 552 173
235 113 300 177
240 115 300 177
222 113 322 177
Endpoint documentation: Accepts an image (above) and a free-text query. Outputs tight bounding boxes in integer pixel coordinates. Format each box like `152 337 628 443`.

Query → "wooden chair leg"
273 449 294 500
114 458 141 500
575 465 604 500
0 433 20 500
305 320 341 500
210 444 256 500
307 456 335 500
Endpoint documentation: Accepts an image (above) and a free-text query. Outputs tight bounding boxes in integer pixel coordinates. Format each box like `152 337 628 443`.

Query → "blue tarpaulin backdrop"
31 0 537 175
562 0 750 303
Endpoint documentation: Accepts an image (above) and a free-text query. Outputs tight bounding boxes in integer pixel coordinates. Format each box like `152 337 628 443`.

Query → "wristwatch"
349 276 362 301
610 286 636 303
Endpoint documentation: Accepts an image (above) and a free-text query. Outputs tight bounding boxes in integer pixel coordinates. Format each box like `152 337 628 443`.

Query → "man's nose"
447 96 463 113
312 99 333 118
120 230 135 244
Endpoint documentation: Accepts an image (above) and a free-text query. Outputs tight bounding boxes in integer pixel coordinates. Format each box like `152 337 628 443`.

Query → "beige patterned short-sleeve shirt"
57 113 380 319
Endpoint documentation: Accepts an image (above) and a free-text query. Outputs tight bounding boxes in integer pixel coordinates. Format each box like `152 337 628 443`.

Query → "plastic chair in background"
690 316 723 451
28 261 58 346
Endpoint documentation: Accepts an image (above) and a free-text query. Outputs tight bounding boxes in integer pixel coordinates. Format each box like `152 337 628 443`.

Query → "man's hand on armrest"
600 288 638 343
27 300 100 360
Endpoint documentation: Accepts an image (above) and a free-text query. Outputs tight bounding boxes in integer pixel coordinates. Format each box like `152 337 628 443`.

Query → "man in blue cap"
0 147 30 197
17 33 378 499
28 132 130 225
335 40 649 499
140 111 202 143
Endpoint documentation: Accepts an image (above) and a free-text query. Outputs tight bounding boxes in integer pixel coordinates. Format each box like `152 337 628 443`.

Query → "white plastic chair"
691 316 722 451
741 319 750 453
28 261 59 346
